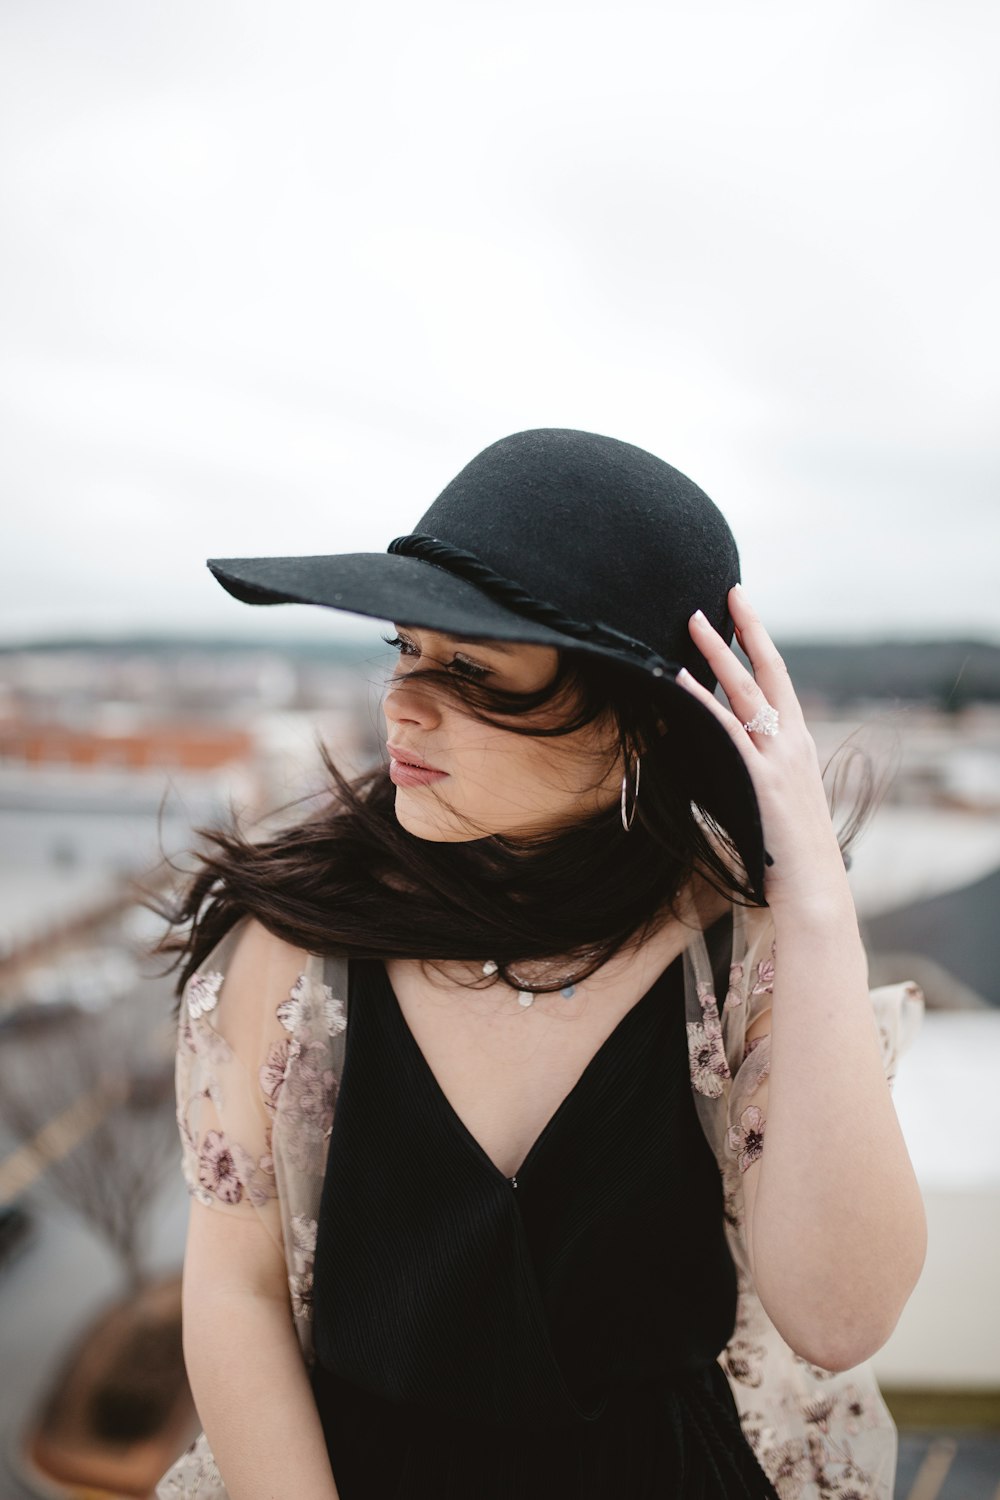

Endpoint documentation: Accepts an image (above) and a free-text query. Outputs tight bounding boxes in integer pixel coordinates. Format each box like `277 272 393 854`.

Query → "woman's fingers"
727 586 797 713
687 609 772 730
688 588 801 731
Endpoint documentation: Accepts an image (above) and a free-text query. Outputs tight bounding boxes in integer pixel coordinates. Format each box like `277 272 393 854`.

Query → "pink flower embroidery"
737 1409 777 1461
186 970 224 1020
727 1104 765 1173
841 1383 878 1434
323 991 347 1036
687 1018 730 1097
752 956 774 995
277 1040 339 1172
723 1336 766 1388
725 962 745 1008
288 1213 318 1319
802 1393 837 1434
242 1146 278 1208
763 1438 812 1496
277 973 346 1037
178 1012 196 1056
197 1129 243 1204
289 1042 336 1126
260 1038 294 1113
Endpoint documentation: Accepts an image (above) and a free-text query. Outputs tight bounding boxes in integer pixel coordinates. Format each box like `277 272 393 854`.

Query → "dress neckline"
374 953 683 1187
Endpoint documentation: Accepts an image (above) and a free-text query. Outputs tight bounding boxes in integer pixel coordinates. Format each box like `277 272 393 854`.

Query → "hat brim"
208 553 573 650
207 553 767 900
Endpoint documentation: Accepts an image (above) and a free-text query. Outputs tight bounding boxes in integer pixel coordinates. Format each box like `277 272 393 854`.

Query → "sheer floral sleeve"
158 919 348 1500
682 901 925 1500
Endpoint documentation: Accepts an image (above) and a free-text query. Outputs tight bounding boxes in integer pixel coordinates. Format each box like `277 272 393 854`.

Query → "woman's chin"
392 791 481 844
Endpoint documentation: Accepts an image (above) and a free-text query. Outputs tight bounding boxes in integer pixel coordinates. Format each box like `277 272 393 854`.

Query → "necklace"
481 958 580 1008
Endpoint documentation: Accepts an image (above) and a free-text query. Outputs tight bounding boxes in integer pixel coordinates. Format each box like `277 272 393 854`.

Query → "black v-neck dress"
309 955 780 1499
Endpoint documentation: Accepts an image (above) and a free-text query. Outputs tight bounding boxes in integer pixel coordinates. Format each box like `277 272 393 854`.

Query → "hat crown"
413 429 740 669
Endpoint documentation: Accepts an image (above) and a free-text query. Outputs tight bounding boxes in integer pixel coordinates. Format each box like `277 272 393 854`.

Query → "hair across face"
382 626 626 844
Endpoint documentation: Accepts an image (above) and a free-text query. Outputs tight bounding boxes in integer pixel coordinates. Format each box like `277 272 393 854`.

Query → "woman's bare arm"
181 1199 339 1500
679 590 927 1373
738 895 926 1373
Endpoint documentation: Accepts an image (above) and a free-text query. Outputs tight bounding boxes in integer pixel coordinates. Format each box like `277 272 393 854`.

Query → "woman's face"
382 625 623 843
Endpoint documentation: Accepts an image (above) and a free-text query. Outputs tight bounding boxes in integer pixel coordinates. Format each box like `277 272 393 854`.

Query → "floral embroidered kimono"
156 904 924 1500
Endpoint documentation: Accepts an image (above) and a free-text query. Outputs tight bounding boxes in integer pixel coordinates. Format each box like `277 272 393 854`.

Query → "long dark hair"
153 640 887 1005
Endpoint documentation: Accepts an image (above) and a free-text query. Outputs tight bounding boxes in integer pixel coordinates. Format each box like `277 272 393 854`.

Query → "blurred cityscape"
1 633 999 1497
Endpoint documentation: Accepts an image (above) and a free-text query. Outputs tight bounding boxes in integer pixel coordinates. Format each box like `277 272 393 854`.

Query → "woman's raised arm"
678 586 927 1371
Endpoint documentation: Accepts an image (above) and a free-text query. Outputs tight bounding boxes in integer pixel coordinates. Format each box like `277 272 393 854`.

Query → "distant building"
0 719 254 773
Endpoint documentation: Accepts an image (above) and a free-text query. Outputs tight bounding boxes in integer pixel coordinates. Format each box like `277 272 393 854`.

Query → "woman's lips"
387 746 448 788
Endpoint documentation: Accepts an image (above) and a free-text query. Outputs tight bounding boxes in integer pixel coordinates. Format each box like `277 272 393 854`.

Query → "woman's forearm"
182 1287 339 1500
748 885 927 1369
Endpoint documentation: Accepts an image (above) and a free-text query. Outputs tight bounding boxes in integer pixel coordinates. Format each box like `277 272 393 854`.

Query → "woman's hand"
676 584 849 918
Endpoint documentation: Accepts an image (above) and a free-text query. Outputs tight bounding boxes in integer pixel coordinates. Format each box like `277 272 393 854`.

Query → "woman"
156 429 926 1500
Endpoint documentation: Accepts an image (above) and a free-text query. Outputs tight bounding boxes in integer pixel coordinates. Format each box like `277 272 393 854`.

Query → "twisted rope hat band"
388 534 673 675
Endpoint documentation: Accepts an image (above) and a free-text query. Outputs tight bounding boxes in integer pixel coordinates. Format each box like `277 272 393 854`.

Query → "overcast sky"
1 0 997 649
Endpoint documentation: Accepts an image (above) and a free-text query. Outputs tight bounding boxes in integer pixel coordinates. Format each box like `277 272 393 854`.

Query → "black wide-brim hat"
208 428 767 899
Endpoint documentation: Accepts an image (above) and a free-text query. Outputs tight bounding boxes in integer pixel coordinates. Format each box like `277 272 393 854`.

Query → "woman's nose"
383 672 443 730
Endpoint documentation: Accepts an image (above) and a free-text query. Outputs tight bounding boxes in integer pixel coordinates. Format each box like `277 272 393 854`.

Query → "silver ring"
743 702 780 736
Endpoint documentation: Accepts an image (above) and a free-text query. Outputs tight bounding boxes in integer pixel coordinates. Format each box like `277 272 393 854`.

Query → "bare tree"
0 989 178 1294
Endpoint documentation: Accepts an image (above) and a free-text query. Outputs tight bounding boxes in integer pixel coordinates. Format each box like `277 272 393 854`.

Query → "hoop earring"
620 752 641 832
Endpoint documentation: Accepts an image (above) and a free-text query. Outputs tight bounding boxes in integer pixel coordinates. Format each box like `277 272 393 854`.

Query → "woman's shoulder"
223 916 316 987
182 916 330 1041
190 914 315 994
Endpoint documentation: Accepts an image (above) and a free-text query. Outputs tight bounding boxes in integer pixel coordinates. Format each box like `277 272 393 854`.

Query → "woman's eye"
382 634 418 657
382 634 491 679
448 654 491 680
